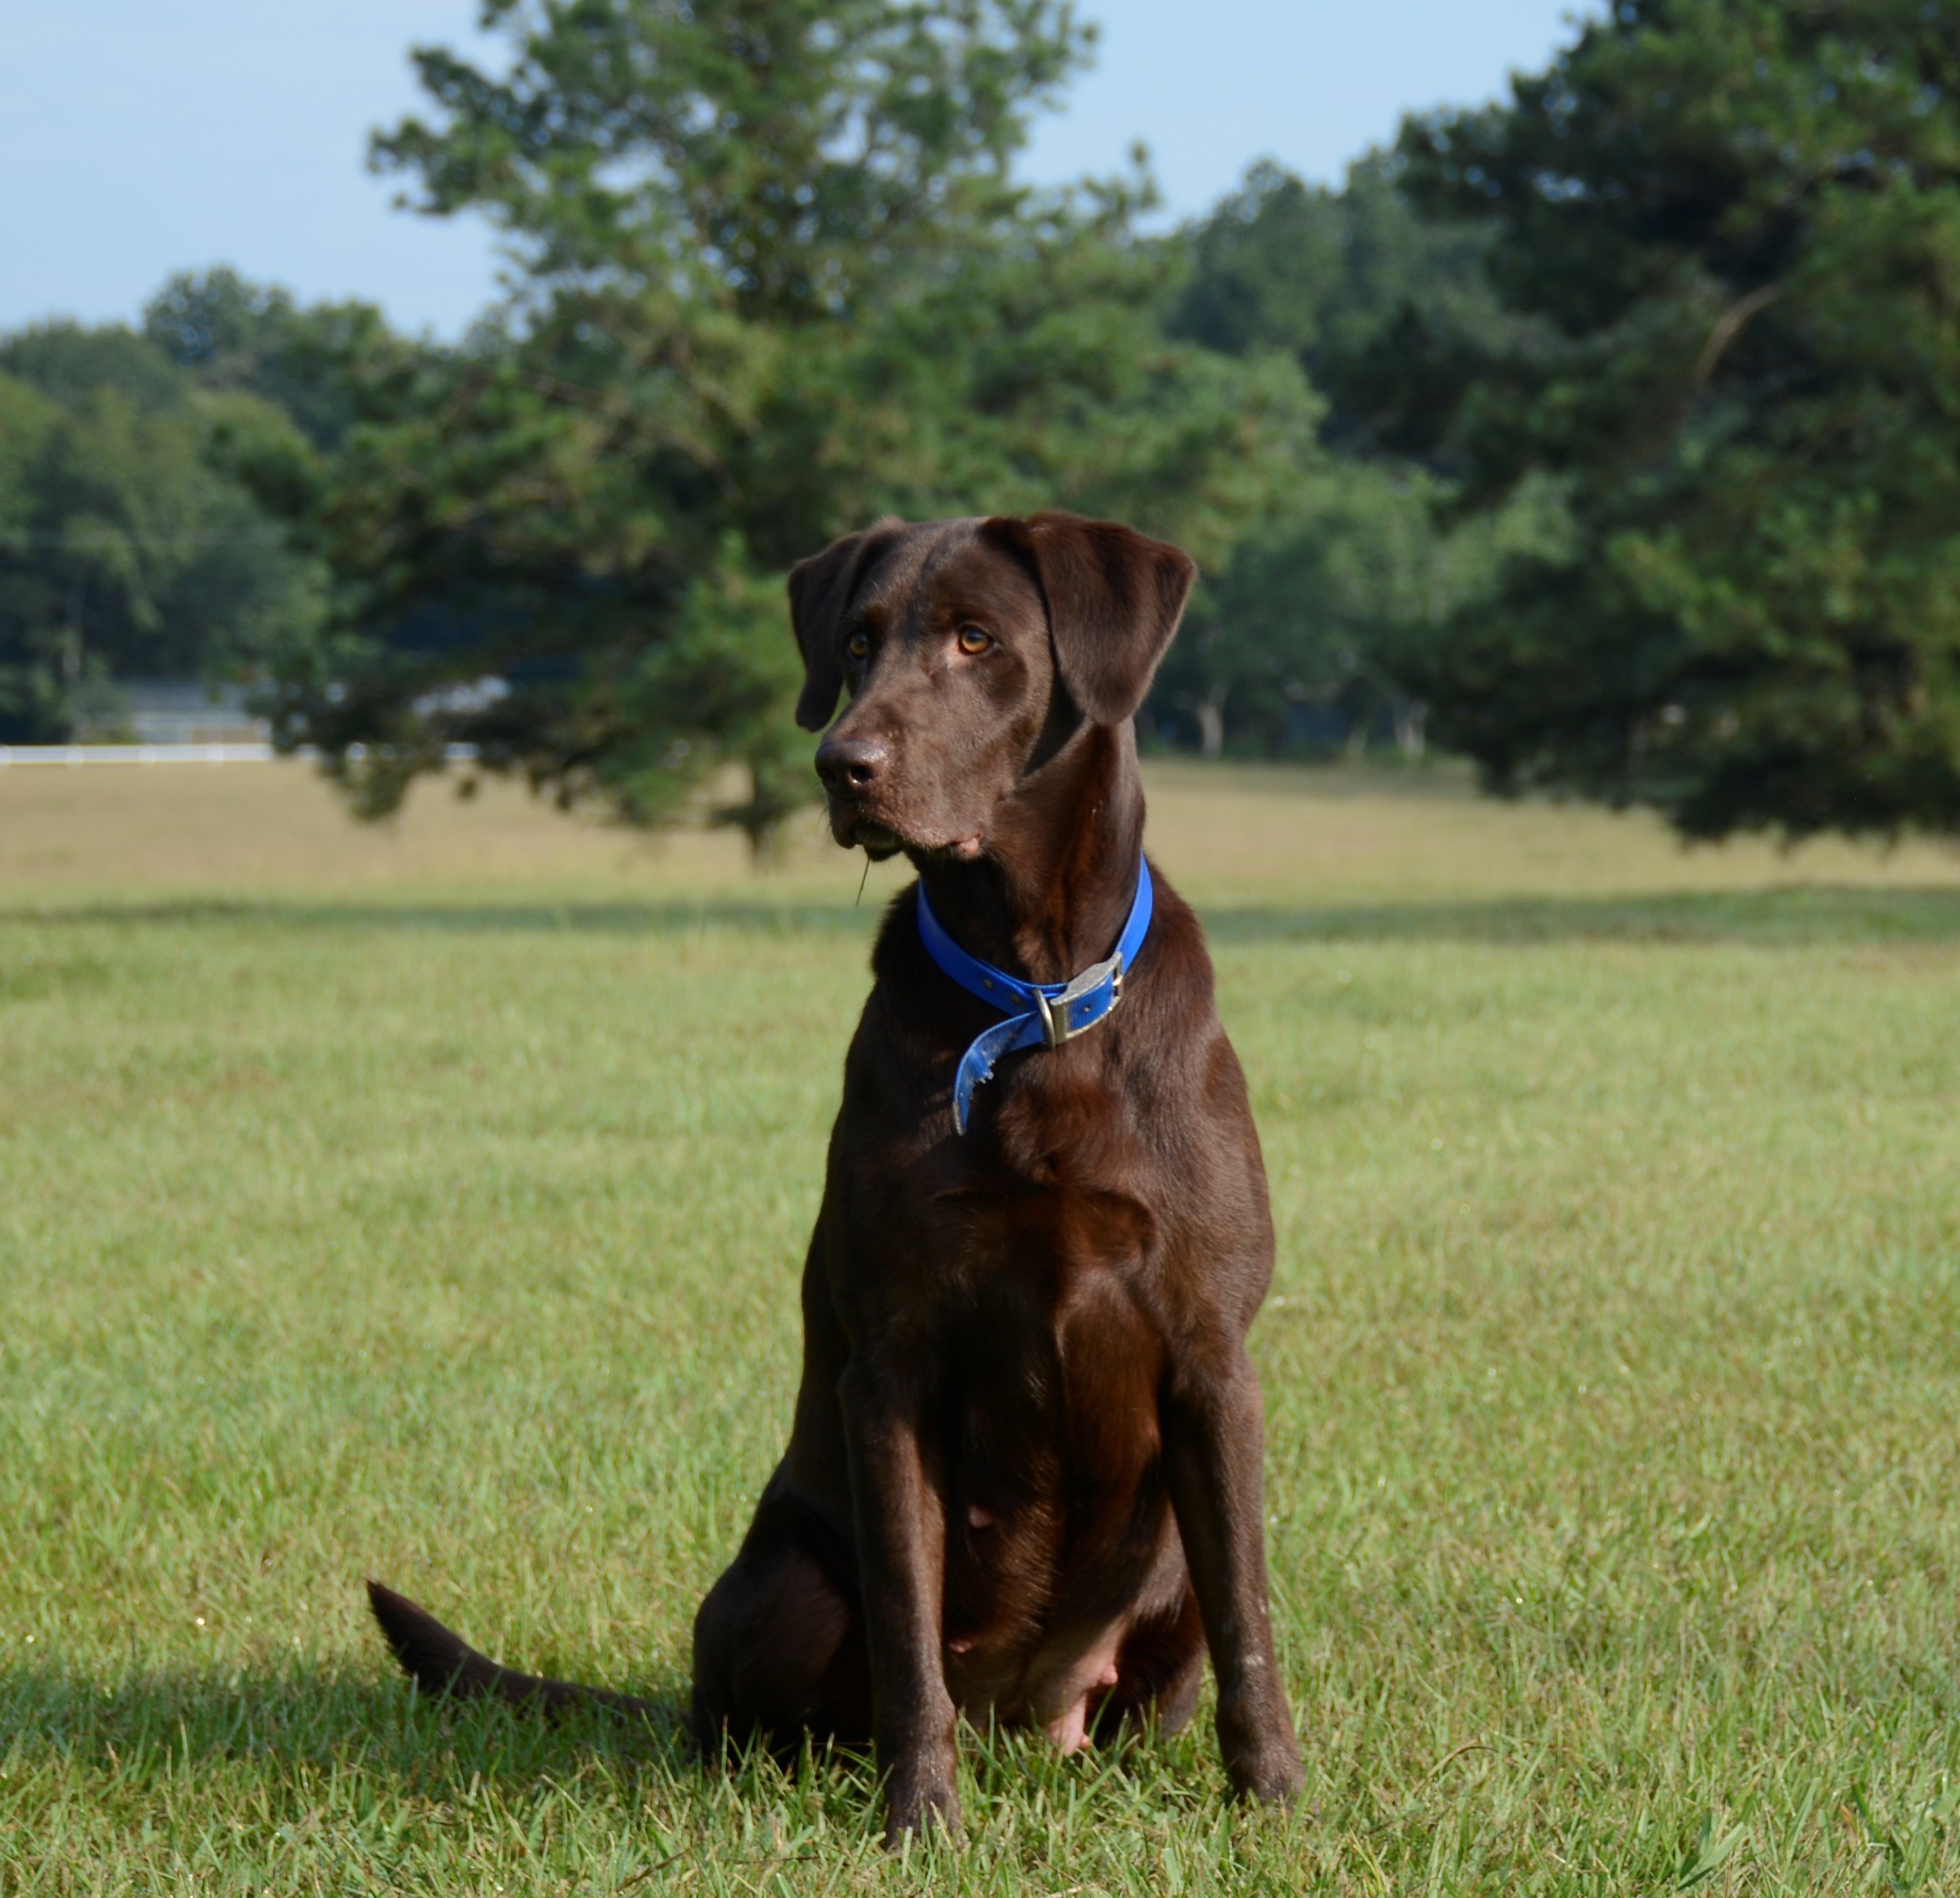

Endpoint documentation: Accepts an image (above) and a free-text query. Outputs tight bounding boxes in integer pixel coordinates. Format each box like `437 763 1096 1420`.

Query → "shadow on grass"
7 884 1960 946
0 1658 700 1794
0 1658 1218 1862
1204 885 1960 948
0 896 894 939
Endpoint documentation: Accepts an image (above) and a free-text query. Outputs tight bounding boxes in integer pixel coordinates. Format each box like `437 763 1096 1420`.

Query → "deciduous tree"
0 324 322 743
1155 154 1557 758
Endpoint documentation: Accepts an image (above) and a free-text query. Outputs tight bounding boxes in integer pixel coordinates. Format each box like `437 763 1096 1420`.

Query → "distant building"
88 681 269 747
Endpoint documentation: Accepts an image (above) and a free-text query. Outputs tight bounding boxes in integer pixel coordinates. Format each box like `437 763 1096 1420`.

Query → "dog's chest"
931 1179 1169 1686
937 1175 1166 1513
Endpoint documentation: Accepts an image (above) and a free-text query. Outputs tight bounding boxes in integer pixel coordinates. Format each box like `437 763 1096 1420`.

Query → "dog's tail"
366 1579 671 1726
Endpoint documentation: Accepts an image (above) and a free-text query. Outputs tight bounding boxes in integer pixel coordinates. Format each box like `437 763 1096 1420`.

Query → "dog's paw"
881 1766 962 1850
1228 1744 1305 1806
1218 1704 1305 1806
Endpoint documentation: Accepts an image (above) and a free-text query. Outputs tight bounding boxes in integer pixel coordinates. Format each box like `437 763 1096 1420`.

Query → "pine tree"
1389 0 1960 840
260 0 1318 848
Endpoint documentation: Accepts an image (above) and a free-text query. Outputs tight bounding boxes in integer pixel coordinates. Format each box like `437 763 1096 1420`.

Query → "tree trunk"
63 577 85 687
1195 697 1225 761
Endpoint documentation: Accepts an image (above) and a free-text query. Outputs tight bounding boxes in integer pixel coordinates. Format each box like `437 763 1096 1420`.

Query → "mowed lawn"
4 761 1960 1895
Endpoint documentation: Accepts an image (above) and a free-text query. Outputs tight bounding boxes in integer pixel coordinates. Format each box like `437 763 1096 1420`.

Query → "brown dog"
368 511 1303 1843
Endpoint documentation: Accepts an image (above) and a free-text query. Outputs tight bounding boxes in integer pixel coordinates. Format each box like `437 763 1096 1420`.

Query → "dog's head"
788 512 1196 860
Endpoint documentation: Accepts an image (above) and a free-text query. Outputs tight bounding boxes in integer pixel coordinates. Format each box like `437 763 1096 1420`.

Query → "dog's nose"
815 736 889 794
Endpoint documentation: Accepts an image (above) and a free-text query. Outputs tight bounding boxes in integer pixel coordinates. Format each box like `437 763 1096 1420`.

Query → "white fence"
0 744 278 767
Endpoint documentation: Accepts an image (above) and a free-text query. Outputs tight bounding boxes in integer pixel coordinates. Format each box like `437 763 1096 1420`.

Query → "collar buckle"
1037 952 1125 1050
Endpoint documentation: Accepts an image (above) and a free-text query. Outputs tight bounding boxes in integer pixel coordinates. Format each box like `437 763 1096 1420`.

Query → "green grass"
4 769 1960 1893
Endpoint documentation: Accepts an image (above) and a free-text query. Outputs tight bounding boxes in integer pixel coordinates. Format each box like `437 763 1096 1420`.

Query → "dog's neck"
913 721 1145 987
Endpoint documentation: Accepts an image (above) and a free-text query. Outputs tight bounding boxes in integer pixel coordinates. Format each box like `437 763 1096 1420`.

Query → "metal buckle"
1036 953 1124 1051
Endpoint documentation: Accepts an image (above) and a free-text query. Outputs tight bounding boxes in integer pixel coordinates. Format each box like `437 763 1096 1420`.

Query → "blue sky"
1 1 1596 340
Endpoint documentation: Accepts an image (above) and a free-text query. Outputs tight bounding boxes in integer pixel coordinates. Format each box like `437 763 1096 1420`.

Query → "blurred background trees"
1151 154 1562 760
1387 0 1960 841
0 320 324 743
238 0 1320 847
8 0 1957 847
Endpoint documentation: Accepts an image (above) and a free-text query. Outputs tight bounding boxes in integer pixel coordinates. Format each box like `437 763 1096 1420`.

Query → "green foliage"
592 551 808 842
375 0 1089 310
145 266 393 453
261 0 1320 849
1155 464 1567 760
0 324 325 744
1391 0 1960 840
1153 156 1560 759
1168 153 1516 402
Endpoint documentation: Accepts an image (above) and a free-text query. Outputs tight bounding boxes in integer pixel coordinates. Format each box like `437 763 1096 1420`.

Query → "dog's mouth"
825 795 905 858
848 817 906 861
828 799 984 862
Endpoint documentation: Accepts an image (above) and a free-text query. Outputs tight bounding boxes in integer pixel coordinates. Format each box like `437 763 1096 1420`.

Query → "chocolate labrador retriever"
367 511 1304 1843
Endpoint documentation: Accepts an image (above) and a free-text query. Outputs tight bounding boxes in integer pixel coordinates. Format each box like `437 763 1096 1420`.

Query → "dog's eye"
955 626 992 656
845 631 870 660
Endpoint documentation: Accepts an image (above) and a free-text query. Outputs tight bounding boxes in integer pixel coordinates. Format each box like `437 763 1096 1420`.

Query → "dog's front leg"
1163 1349 1305 1805
838 1361 960 1846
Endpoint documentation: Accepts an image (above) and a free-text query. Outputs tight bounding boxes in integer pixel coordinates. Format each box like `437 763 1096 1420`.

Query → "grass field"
4 759 1960 1895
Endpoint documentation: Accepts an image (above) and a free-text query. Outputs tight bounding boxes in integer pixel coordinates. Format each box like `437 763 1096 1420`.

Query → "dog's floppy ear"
995 511 1197 726
787 518 903 732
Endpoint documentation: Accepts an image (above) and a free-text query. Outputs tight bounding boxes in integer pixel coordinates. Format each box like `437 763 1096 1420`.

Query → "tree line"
5 0 1955 849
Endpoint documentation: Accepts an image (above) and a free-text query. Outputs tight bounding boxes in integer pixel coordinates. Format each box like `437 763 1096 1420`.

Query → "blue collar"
915 858 1154 1134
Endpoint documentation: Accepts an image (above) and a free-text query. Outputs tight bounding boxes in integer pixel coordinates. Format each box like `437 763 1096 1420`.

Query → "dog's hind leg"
690 1492 871 1756
366 1580 669 1725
